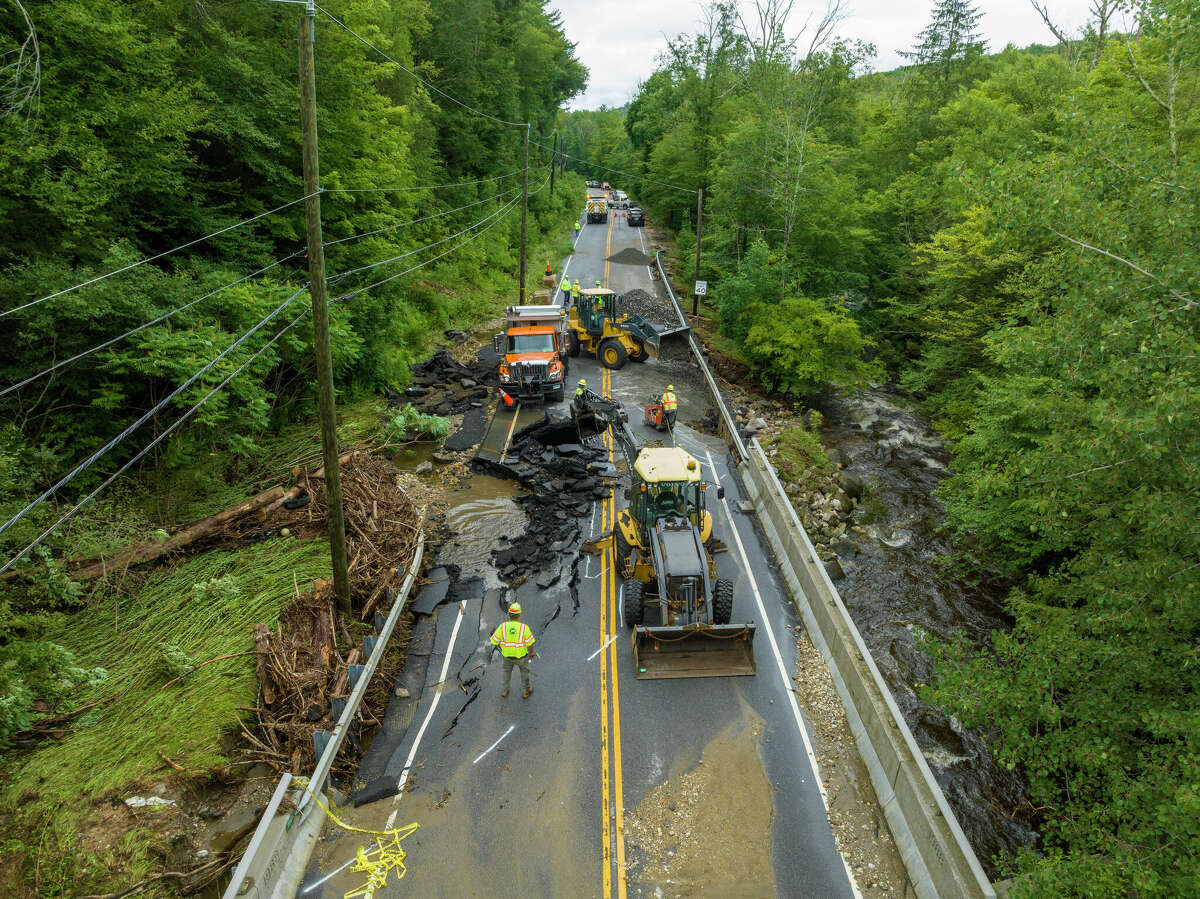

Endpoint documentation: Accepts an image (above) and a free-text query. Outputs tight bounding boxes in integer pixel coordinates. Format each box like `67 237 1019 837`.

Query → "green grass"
762 425 836 493
4 536 330 827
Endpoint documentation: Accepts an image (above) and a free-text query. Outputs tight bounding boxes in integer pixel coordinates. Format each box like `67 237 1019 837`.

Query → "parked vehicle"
627 206 645 226
493 305 570 401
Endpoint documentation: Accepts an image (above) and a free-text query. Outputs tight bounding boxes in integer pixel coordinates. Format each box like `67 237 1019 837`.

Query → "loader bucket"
631 622 757 679
641 324 690 359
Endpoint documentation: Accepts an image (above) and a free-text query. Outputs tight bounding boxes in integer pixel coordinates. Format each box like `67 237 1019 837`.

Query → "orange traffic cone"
545 260 552 276
499 387 514 408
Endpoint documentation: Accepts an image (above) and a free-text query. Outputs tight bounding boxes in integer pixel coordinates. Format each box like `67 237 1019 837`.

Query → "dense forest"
0 0 581 775
565 0 1197 894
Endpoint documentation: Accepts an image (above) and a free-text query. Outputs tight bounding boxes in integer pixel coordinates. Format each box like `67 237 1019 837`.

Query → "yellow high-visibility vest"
490 620 535 658
661 391 677 412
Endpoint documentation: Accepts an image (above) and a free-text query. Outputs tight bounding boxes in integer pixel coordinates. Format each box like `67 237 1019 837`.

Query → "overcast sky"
555 0 1099 110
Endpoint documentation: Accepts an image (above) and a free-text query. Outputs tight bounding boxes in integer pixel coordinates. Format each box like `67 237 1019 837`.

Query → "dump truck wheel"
600 339 628 370
623 579 643 627
713 578 734 625
567 332 581 357
629 341 648 362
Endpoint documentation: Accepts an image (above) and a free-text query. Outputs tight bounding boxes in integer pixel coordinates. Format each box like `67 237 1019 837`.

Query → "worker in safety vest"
573 378 588 410
574 220 581 234
595 280 601 288
660 384 678 429
490 603 536 698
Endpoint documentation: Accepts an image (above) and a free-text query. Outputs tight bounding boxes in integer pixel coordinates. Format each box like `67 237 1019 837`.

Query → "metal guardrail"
653 251 993 898
223 533 425 898
654 250 747 464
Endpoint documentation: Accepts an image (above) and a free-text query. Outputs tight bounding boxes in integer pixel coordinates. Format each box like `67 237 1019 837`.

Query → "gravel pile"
606 247 655 266
621 287 683 329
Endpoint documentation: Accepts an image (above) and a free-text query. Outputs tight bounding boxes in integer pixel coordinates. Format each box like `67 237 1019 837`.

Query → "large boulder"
838 470 865 500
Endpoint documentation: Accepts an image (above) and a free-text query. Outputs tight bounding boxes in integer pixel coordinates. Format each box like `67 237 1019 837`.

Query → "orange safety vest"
490 620 535 658
661 390 677 412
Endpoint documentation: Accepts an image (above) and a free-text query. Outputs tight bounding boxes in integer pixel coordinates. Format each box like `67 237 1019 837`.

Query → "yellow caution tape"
296 780 419 898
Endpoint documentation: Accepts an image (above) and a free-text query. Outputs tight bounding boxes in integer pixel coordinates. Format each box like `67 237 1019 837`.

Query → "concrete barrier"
653 250 993 898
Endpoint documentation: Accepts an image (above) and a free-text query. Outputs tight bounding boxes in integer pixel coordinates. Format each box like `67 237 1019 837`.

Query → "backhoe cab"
614 446 757 679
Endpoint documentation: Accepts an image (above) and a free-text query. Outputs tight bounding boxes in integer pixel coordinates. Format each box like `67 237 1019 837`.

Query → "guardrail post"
312 730 332 760
363 635 378 658
331 697 346 720
348 663 365 690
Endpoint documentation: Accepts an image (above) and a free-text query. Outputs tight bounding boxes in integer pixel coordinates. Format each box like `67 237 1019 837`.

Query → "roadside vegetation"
566 0 1198 893
0 0 585 892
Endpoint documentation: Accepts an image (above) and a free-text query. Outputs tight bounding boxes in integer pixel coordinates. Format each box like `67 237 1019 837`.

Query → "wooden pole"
549 131 558 197
519 124 530 305
692 187 704 317
298 10 351 609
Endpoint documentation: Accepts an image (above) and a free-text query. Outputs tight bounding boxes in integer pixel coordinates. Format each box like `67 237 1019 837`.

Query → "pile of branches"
243 452 425 773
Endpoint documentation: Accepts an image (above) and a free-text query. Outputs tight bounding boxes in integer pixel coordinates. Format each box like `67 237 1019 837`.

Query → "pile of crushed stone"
606 247 656 267
621 287 683 329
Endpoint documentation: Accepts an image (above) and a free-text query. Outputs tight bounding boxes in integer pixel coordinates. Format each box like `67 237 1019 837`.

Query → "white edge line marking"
473 724 516 764
587 634 618 661
703 449 863 898
302 844 375 892
382 599 469 828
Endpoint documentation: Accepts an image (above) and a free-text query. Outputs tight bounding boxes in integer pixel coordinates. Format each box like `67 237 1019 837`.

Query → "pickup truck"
609 190 629 209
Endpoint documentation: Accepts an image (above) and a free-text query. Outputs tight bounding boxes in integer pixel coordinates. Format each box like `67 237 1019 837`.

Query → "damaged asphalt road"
302 211 861 898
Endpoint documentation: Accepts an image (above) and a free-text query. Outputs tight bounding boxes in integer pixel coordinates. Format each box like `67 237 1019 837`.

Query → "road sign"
694 280 708 296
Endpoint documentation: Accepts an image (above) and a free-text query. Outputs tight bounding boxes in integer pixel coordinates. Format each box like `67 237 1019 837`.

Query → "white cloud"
554 0 1099 110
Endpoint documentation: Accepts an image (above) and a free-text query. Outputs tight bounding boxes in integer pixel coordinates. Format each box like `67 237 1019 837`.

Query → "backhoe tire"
629 341 649 362
614 526 635 574
713 578 734 625
600 339 628 370
567 332 581 357
623 579 643 628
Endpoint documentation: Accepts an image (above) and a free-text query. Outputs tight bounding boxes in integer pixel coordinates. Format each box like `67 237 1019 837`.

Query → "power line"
314 3 528 129
2 178 539 572
327 189 528 284
322 171 522 194
332 192 526 305
1 250 308 397
324 185 522 248
0 286 309 541
0 194 316 319
0 305 312 575
531 142 697 195
2 188 526 395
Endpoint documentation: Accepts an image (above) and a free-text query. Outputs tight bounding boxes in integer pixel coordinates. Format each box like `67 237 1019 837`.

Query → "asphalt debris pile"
398 347 497 416
483 411 617 587
606 246 656 267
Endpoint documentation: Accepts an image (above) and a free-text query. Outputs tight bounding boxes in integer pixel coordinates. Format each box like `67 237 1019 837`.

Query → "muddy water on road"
815 387 1038 873
440 478 525 588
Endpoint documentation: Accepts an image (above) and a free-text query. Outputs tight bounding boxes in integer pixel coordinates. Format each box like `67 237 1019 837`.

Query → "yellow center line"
599 441 612 899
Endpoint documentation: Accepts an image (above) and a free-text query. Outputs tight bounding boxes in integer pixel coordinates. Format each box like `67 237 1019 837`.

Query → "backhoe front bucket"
631 622 757 679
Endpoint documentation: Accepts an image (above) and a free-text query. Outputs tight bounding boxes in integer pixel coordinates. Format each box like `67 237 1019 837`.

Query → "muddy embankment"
697 345 1038 875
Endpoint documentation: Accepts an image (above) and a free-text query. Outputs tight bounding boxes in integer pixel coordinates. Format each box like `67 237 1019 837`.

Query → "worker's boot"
522 686 533 699
501 690 509 698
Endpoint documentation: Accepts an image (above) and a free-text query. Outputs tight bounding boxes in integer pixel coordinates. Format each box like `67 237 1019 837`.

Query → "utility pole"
549 131 558 198
518 124 529 305
298 7 351 610
692 187 704 317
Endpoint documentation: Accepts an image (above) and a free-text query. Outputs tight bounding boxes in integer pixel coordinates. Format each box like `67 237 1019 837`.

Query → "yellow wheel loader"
566 288 689 371
574 392 756 679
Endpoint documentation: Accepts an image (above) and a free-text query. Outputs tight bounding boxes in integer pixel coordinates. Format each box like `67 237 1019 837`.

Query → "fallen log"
69 486 286 580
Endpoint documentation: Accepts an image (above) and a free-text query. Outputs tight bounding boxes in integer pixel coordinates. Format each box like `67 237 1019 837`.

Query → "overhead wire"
2 187 526 395
0 286 310 542
322 171 522 194
531 142 697 195
0 302 314 574
314 3 528 129
1 249 308 397
0 194 317 319
0 176 541 572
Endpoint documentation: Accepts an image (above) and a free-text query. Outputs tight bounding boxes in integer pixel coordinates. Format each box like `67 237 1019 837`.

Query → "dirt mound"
606 247 655 266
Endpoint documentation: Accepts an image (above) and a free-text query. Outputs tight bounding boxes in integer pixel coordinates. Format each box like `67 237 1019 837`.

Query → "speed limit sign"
694 280 708 296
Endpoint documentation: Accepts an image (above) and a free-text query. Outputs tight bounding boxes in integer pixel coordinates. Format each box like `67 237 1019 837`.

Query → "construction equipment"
493 305 570 402
574 393 756 679
567 288 689 370
643 398 668 431
586 187 608 224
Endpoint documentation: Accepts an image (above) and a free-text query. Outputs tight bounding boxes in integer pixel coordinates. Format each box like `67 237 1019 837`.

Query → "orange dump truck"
493 305 571 402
